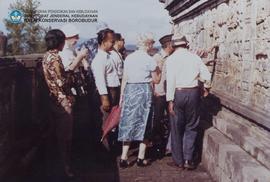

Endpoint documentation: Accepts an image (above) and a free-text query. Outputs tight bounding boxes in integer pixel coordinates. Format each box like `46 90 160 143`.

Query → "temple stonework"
160 0 270 181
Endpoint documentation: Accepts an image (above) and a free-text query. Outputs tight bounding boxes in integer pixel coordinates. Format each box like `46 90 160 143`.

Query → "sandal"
136 158 150 167
119 159 129 169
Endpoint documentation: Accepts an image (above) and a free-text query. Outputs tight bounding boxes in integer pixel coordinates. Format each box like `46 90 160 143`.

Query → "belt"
176 86 198 91
127 82 149 84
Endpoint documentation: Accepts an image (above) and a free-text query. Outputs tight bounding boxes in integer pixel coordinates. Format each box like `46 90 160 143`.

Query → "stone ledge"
202 127 270 182
213 108 270 170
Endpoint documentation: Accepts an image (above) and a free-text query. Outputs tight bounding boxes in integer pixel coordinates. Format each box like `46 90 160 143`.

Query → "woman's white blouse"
124 50 157 83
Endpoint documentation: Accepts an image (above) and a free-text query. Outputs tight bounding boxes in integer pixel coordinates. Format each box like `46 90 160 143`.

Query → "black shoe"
184 160 196 170
119 159 129 169
167 162 184 170
136 158 150 167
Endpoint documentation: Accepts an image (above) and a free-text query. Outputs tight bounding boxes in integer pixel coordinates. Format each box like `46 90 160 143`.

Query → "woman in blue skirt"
118 33 161 168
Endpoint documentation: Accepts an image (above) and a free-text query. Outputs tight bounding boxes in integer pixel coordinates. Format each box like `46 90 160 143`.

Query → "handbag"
65 68 88 96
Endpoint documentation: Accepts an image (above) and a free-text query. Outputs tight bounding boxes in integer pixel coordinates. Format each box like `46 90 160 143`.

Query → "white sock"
121 142 130 160
138 142 147 160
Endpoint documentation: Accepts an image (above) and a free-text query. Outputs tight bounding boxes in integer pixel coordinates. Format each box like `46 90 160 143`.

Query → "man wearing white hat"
60 24 88 72
166 33 211 170
59 24 89 97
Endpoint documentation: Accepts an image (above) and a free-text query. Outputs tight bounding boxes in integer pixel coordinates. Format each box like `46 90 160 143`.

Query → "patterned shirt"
77 37 98 64
42 50 74 108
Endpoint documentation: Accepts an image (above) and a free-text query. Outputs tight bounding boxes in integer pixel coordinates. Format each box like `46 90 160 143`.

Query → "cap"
61 24 80 38
159 34 173 45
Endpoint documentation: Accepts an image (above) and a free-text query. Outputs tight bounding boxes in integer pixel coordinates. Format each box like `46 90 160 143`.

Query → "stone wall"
0 55 49 180
161 0 270 181
164 0 270 129
0 32 7 57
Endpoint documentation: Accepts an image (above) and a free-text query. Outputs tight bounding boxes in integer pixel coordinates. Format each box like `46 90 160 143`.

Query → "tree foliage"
4 0 47 55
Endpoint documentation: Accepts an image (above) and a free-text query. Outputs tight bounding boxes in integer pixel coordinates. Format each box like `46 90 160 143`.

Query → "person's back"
167 48 205 89
124 49 156 83
166 33 211 170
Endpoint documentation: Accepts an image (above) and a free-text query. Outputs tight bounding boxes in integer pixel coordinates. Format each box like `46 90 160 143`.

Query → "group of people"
42 22 211 177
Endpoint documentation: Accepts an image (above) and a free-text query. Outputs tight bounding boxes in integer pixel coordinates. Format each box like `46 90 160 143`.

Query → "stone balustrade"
0 54 49 180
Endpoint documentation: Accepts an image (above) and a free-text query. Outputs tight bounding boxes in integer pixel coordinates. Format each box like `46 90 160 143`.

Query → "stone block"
213 108 270 170
202 127 232 181
202 127 270 182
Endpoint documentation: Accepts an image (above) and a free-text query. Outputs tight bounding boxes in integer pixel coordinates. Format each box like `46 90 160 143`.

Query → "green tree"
4 0 46 55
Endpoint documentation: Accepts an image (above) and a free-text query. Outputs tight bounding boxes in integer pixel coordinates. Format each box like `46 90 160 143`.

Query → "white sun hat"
61 23 80 38
96 21 109 33
171 32 189 46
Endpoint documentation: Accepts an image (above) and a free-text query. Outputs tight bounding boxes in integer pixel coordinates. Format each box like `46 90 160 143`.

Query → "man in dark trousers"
166 33 211 170
152 34 174 157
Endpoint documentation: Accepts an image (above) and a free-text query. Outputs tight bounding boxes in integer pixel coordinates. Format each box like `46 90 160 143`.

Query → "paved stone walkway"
19 97 214 182
71 146 213 182
117 156 212 182
19 136 213 182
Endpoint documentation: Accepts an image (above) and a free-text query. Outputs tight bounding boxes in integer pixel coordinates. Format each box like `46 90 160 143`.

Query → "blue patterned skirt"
118 83 152 142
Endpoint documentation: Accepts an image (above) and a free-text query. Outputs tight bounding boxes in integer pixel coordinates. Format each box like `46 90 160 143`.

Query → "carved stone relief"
171 0 270 111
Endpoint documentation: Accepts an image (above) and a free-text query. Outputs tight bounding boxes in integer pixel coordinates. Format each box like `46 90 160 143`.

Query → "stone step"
202 127 270 182
212 107 270 170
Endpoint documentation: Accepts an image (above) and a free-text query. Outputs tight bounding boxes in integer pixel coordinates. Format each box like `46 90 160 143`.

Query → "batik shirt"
42 50 74 108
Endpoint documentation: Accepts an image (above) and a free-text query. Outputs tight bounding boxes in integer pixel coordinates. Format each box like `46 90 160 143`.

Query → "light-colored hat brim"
172 41 188 46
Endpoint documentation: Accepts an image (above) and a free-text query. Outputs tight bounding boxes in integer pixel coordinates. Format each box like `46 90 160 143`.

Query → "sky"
0 0 173 45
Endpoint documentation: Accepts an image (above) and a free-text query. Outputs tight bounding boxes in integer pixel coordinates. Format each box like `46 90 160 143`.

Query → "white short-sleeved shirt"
59 44 77 71
153 50 168 96
110 50 123 80
91 49 120 95
124 50 157 83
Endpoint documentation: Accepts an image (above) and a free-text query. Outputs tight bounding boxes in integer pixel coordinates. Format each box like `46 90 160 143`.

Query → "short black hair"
45 29 65 51
97 28 114 45
114 33 122 41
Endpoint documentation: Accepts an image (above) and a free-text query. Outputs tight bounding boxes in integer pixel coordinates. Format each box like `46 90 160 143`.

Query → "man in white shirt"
152 34 174 157
166 33 211 170
110 33 125 82
60 24 89 72
59 24 89 96
91 28 120 112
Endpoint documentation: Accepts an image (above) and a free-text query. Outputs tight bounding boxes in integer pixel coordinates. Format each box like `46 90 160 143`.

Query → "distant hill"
77 39 160 56
125 44 137 51
125 44 161 51
124 44 161 56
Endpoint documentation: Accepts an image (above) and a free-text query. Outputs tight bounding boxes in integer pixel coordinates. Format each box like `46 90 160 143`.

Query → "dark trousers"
107 86 120 107
170 88 200 165
101 87 120 151
152 95 167 141
46 102 73 173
